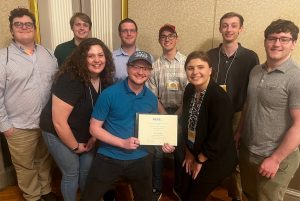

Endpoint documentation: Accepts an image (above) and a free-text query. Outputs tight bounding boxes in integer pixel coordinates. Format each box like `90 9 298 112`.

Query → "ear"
238 26 244 34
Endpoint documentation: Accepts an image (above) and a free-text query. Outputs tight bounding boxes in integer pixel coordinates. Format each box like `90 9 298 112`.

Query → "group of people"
0 7 299 201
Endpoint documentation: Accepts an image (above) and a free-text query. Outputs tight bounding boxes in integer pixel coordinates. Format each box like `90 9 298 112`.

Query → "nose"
274 38 281 45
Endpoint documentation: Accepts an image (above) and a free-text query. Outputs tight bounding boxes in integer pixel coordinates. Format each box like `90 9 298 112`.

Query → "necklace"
215 47 238 85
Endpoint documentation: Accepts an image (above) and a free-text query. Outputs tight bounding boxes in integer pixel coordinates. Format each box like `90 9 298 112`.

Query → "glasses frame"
159 33 177 41
265 37 294 44
13 21 34 29
128 64 152 72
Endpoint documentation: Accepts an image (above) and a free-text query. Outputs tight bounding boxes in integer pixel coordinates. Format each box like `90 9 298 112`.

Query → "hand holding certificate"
136 113 177 146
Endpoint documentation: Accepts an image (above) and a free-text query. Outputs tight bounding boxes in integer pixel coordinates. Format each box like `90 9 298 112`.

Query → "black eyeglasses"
128 64 152 72
159 34 177 41
13 22 34 29
266 37 293 44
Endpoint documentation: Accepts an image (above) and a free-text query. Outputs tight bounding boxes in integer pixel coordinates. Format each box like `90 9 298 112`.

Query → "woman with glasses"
40 38 114 201
180 51 238 201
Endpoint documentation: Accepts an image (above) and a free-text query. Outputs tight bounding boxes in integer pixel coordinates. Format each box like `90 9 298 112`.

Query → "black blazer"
182 80 238 181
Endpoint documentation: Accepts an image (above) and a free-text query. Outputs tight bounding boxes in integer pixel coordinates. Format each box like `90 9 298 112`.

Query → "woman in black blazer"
180 51 238 201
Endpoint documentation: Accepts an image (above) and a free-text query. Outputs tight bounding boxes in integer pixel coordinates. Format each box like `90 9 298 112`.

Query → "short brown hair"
69 12 92 29
264 19 299 41
185 51 212 70
220 12 244 27
118 18 138 32
9 8 36 30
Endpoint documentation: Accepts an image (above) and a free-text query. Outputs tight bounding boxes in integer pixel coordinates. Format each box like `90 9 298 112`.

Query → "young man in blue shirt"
81 51 175 201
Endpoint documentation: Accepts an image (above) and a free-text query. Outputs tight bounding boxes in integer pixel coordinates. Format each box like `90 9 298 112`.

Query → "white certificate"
136 113 177 146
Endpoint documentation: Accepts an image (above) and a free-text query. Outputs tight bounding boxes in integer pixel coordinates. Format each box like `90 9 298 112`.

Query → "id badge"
220 84 227 92
167 80 179 91
188 129 196 144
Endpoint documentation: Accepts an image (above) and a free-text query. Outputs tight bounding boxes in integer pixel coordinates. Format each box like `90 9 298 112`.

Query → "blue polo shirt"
92 78 158 160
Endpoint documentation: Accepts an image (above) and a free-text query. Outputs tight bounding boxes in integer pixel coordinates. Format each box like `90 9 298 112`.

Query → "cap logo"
134 51 150 60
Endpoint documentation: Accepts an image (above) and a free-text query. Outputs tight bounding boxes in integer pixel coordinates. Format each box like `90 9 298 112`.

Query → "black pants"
81 154 152 201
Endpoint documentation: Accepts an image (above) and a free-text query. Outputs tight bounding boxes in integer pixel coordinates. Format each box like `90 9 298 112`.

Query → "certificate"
136 113 177 146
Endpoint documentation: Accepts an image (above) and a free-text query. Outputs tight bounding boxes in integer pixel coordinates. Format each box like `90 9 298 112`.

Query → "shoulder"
112 48 122 56
207 81 230 102
176 51 187 60
207 47 219 55
55 40 74 49
238 45 259 59
56 72 82 86
101 81 121 96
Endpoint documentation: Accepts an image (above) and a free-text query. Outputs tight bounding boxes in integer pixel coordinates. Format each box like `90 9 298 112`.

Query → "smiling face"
119 22 137 47
11 15 35 45
219 16 243 44
72 17 91 41
185 58 212 91
127 59 152 89
264 32 296 66
87 45 106 77
159 30 177 53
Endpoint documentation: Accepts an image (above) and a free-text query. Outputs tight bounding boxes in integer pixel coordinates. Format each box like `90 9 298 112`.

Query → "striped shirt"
0 42 58 132
147 51 187 109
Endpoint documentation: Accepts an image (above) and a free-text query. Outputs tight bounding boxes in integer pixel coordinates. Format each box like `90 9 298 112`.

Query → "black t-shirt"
207 44 259 112
40 72 99 143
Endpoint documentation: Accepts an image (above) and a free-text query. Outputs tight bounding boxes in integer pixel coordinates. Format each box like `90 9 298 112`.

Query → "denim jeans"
42 131 94 201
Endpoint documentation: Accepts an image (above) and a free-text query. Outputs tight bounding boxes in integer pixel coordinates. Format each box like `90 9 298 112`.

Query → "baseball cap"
159 23 177 36
127 51 152 67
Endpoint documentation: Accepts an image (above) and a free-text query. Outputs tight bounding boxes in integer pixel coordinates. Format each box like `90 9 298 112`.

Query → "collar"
161 51 184 62
262 57 293 73
12 40 36 55
218 43 243 58
122 78 147 96
115 46 139 56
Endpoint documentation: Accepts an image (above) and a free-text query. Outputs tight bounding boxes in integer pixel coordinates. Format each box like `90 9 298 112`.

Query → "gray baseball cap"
127 51 152 67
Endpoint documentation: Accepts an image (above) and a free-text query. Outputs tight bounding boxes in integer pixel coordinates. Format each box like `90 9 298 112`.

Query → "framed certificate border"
136 113 177 146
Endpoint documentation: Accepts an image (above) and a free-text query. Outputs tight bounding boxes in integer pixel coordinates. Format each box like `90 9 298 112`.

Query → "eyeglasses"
13 21 34 29
129 64 152 72
159 34 177 41
266 37 294 44
120 29 137 34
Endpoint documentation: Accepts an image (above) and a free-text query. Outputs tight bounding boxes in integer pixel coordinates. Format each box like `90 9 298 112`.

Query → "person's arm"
158 100 168 114
234 101 248 149
0 63 14 136
89 117 139 150
52 95 86 153
259 108 300 178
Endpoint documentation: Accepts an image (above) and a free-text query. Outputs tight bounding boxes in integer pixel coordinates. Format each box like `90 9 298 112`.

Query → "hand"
4 128 15 138
259 156 280 179
75 143 88 154
162 143 175 153
182 149 195 175
85 137 96 151
234 131 241 150
192 162 202 180
122 137 140 150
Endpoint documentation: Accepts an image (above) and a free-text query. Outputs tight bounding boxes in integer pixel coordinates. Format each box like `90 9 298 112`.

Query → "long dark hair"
55 38 115 89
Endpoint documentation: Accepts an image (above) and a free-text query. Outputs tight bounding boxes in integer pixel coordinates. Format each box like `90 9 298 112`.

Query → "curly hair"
55 38 115 89
9 8 36 30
